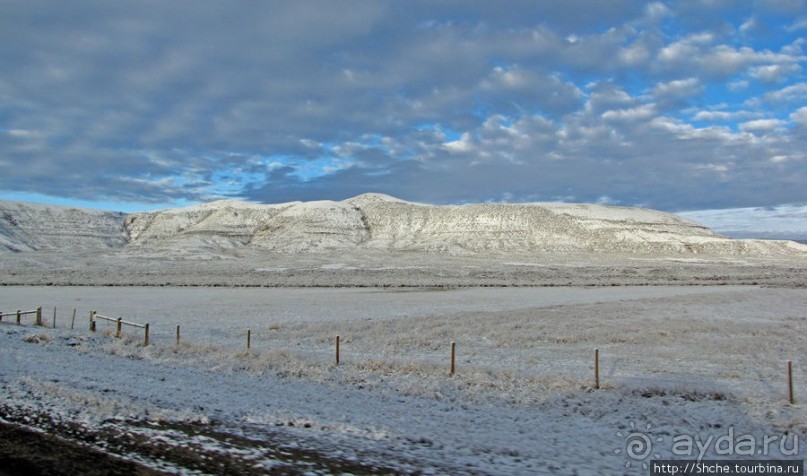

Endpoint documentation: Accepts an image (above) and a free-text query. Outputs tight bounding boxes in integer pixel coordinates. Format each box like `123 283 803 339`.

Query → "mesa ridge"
2 193 804 256
2 194 805 287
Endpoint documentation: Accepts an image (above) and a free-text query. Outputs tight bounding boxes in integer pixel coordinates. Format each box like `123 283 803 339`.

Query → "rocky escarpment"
0 200 127 253
1 194 806 257
350 195 805 255
123 200 293 250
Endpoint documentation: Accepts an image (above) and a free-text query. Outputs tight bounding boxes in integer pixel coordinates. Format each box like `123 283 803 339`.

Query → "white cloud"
730 83 750 94
692 110 759 122
650 117 753 143
601 104 657 121
749 64 802 83
482 115 527 139
739 17 759 34
644 2 671 21
4 129 41 139
791 106 807 127
761 82 807 103
700 46 759 75
485 66 530 89
443 132 474 153
618 41 651 66
739 119 786 132
479 66 584 116
658 33 715 64
583 82 642 118
648 117 695 135
652 77 703 101
785 17 807 32
692 111 731 121
656 32 805 79
696 163 731 175
779 38 805 56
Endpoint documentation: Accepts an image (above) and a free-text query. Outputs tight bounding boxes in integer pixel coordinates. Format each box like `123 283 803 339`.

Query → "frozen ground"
0 285 804 474
2 248 807 287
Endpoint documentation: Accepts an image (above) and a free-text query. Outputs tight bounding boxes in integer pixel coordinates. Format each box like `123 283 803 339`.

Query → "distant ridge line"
1 194 806 257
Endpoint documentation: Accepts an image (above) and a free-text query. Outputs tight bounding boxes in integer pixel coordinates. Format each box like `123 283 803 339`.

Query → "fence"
89 311 150 346
1 304 798 405
0 307 42 326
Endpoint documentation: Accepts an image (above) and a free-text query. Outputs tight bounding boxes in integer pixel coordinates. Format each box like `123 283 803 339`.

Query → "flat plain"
1 284 804 474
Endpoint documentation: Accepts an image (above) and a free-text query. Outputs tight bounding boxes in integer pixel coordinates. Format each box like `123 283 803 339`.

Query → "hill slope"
0 200 127 253
122 193 805 256
1 194 805 257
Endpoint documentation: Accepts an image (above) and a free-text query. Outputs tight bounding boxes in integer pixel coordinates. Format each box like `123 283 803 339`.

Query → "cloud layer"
1 1 806 219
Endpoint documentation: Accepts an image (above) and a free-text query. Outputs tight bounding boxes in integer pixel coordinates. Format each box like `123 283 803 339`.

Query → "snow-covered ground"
1 286 803 474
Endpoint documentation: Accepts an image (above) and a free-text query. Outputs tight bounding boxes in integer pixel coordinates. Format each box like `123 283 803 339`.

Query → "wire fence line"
0 304 798 405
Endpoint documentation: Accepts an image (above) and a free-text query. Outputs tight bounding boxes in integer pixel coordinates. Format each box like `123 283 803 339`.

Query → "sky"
1 1 806 237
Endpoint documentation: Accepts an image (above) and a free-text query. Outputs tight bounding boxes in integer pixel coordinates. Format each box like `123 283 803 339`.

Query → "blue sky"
1 1 806 235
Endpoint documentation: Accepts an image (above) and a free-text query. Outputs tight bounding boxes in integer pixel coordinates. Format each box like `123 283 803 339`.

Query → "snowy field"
0 285 804 474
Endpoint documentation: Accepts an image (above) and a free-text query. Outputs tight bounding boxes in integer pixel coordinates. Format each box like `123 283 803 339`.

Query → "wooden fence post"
116 317 122 338
594 348 600 389
144 324 150 347
16 310 21 325
71 308 76 330
35 307 42 326
336 335 340 365
788 360 794 405
52 307 56 329
90 311 96 332
450 341 456 376
247 329 251 351
176 325 181 346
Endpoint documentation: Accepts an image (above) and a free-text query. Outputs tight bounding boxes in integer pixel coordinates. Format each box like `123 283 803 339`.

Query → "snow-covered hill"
120 193 807 256
0 200 127 253
1 194 805 256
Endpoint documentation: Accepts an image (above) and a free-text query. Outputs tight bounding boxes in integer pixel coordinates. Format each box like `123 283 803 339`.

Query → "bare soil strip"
0 406 420 475
0 420 161 476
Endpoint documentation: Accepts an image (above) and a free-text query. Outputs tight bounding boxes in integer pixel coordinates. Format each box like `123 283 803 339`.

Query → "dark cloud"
1 0 805 215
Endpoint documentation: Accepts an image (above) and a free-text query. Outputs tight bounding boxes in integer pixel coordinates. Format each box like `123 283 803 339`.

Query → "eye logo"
615 422 663 469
